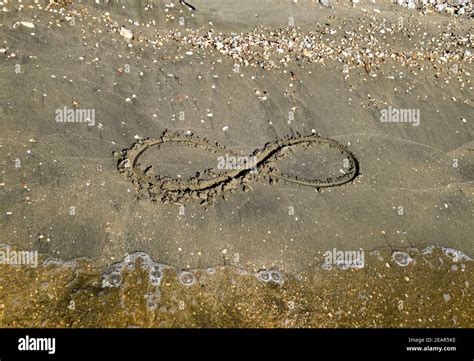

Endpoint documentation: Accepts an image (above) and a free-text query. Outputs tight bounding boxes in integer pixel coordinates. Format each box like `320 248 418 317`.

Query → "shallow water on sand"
0 243 472 327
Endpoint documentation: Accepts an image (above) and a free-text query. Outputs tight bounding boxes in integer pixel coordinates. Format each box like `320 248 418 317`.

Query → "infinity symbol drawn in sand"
117 130 359 206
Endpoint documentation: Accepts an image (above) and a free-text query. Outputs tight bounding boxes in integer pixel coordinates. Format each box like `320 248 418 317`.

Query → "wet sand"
0 243 472 327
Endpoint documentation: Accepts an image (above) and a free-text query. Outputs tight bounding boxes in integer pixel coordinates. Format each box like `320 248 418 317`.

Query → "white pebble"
21 21 35 29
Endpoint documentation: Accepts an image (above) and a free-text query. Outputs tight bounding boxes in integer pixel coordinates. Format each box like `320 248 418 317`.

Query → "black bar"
0 328 472 360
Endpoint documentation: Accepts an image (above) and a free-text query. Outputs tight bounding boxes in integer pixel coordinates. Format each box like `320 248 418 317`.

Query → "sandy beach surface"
0 0 472 327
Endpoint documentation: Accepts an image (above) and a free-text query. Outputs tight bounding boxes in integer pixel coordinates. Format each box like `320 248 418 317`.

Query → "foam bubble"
179 271 195 286
145 291 161 311
149 264 163 286
43 257 66 266
43 257 77 269
269 270 283 284
102 262 123 288
124 252 153 270
392 251 414 267
421 245 435 255
257 269 271 282
441 247 471 262
257 269 283 284
206 267 216 275
101 252 166 289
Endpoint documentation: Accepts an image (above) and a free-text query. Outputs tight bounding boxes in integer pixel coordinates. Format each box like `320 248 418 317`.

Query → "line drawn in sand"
116 130 359 206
